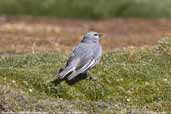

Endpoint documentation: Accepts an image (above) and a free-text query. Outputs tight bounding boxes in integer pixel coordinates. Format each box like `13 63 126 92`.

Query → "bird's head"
81 31 102 43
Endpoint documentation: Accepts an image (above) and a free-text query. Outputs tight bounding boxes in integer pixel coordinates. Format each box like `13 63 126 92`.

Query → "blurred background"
0 0 171 53
1 0 171 18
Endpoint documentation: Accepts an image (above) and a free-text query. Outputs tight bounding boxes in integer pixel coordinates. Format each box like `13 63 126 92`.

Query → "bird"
58 31 102 81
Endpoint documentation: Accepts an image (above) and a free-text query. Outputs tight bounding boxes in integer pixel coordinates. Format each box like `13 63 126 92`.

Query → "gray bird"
58 31 102 81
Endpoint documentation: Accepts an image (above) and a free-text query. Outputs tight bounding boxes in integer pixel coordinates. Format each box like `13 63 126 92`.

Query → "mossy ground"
1 38 171 113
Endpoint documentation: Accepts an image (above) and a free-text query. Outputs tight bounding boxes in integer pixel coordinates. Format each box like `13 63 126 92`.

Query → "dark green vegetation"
1 38 171 113
1 0 171 19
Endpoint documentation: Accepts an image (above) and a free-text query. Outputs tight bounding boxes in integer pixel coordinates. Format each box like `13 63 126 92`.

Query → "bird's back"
73 42 101 61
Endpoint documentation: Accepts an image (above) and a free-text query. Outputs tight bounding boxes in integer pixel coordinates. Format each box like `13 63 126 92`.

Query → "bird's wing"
58 46 82 79
58 57 79 79
67 57 96 80
58 43 93 79
66 43 96 80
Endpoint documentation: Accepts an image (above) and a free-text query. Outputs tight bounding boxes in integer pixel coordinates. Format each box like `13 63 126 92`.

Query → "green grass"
1 0 171 19
1 38 171 113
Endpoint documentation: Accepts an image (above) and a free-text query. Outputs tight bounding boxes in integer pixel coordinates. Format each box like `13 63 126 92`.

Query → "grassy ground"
0 0 171 19
1 38 171 113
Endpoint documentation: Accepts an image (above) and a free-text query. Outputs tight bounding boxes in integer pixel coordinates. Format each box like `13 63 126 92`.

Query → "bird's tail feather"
58 66 75 79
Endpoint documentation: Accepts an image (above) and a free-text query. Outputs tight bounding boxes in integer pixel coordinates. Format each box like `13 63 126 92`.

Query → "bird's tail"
58 66 75 79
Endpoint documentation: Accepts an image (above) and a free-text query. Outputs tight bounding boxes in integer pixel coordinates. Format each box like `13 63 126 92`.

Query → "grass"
1 0 171 19
1 38 171 113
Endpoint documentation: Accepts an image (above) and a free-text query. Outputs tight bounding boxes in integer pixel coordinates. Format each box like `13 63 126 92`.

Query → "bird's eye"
94 34 98 36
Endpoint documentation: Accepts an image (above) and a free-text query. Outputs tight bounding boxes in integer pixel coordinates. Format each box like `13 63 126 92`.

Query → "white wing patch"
58 66 76 79
67 58 96 80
